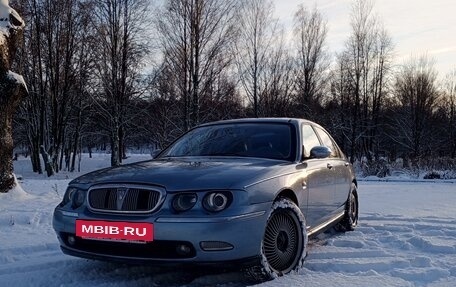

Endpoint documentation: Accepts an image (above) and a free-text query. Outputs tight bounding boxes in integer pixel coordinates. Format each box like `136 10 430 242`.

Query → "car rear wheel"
335 184 358 232
245 197 308 282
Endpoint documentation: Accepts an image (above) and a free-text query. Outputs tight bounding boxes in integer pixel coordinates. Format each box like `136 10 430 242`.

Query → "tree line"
10 0 456 176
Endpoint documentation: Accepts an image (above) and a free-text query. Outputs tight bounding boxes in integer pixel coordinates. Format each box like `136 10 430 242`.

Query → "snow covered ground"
1 155 455 286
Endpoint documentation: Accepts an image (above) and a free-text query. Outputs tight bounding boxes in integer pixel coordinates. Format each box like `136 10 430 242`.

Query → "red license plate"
76 220 154 242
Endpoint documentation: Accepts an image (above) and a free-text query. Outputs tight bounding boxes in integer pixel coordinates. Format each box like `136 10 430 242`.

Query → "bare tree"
365 27 393 157
293 5 329 120
44 0 81 173
68 1 95 172
442 69 456 158
234 0 278 117
0 0 27 192
345 0 376 161
260 31 294 117
14 0 46 174
15 0 94 175
327 52 355 152
330 0 393 162
391 55 439 161
91 0 150 167
157 0 239 130
145 62 185 148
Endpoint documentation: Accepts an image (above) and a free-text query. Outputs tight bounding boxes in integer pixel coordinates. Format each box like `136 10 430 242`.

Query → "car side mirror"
310 146 332 159
151 149 162 159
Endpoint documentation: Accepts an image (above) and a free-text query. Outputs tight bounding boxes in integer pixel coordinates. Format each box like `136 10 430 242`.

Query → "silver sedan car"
53 118 358 281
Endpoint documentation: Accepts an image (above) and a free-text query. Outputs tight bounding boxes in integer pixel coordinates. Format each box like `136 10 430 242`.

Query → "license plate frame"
75 220 154 243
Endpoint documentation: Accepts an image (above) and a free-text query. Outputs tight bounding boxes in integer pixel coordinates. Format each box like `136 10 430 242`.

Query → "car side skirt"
307 211 345 237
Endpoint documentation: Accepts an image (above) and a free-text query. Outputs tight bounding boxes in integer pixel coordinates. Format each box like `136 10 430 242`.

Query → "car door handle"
327 163 333 170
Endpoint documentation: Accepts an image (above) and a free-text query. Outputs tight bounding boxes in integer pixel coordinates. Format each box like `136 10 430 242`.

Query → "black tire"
335 183 359 232
245 197 308 282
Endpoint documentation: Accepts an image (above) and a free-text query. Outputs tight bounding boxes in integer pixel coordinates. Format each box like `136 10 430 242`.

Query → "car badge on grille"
116 187 129 210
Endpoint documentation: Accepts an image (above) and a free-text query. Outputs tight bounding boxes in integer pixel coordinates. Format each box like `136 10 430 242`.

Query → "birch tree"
235 0 277 117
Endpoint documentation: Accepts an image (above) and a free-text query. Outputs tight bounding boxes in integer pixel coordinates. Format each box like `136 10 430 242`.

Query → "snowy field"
1 155 455 286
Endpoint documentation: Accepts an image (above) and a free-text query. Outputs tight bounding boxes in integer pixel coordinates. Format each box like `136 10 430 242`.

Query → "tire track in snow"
0 242 247 287
303 212 456 286
3 212 454 286
2 181 456 286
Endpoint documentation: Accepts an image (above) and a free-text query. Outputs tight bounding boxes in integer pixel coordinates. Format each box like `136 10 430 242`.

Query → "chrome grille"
88 185 164 213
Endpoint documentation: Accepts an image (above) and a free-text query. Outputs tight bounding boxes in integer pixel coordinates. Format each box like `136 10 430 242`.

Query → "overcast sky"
273 0 456 78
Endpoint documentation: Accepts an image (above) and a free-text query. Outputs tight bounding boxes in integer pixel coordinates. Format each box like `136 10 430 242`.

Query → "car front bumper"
53 203 270 264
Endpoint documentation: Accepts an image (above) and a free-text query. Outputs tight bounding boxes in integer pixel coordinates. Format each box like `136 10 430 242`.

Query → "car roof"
197 117 316 127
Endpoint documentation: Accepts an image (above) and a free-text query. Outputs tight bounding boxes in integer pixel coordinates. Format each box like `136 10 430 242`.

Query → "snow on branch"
0 0 25 38
7 70 28 93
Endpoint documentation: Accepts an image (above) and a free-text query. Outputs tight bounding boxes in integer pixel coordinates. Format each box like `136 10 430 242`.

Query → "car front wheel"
245 197 308 282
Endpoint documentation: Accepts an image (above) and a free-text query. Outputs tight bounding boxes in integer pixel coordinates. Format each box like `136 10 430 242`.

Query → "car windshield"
161 123 296 161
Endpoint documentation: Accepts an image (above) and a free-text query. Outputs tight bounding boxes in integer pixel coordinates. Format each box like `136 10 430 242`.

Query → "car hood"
70 157 294 191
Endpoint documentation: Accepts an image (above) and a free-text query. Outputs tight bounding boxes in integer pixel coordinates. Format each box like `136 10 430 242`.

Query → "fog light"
176 244 192 255
200 241 233 251
67 235 76 246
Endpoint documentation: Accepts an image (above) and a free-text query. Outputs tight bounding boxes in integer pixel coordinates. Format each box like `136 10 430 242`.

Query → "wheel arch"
275 189 298 206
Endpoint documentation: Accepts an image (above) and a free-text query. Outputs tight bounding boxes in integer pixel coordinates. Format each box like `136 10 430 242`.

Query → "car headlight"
172 193 198 212
72 189 86 209
61 187 86 209
203 191 232 212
